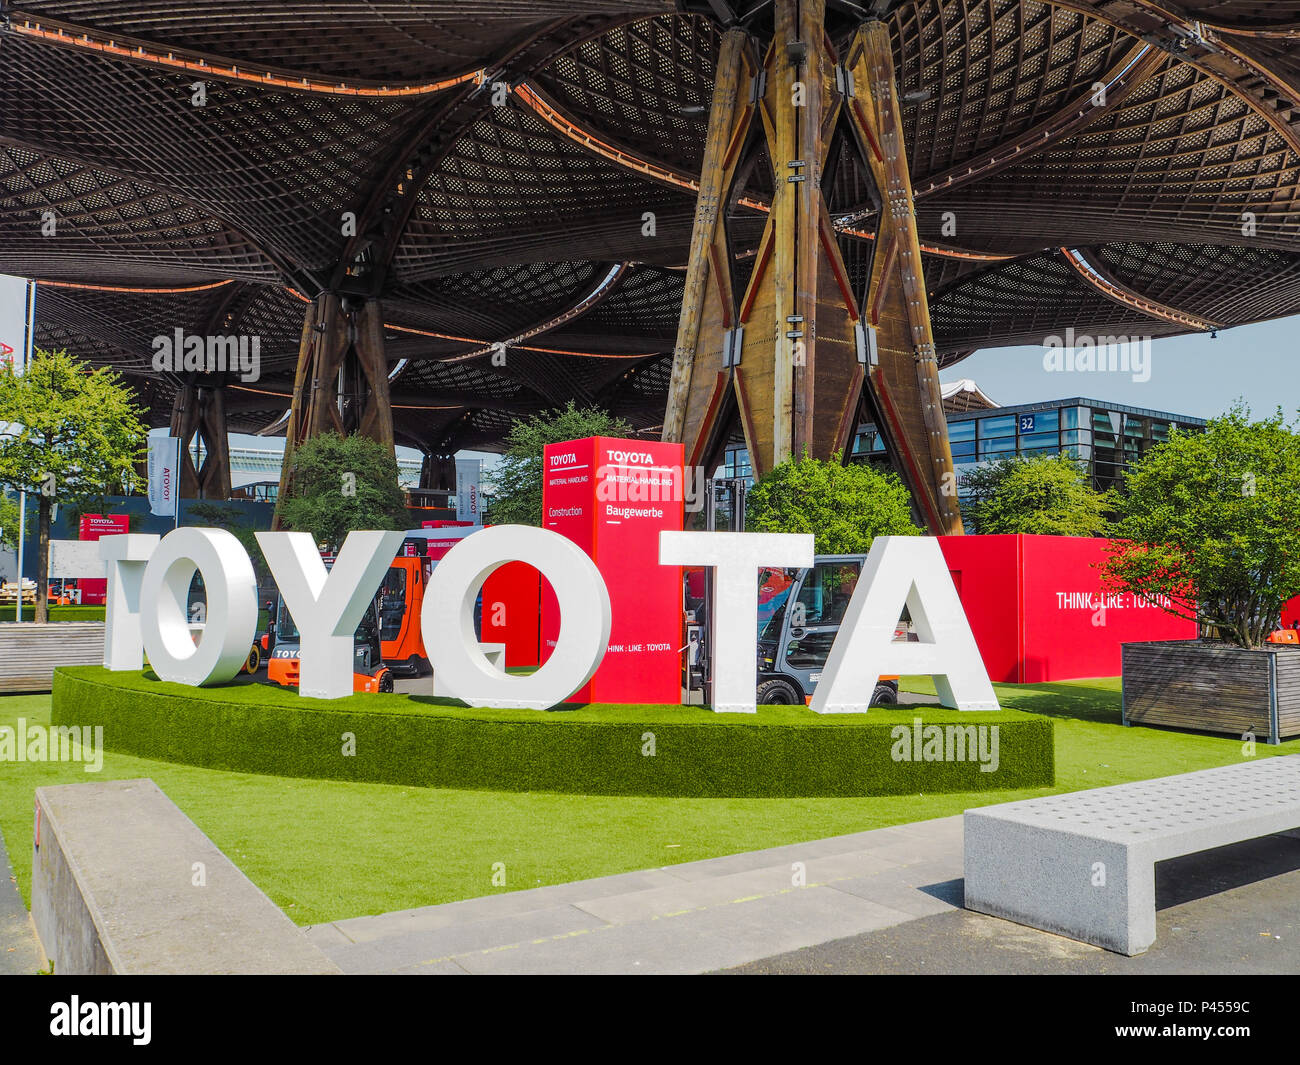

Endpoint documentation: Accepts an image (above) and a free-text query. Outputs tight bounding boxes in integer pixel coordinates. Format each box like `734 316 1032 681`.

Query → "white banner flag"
148 436 182 518
0 274 30 375
455 458 481 523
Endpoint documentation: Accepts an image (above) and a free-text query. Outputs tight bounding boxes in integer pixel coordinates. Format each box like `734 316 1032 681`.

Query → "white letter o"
424 525 611 709
140 528 258 686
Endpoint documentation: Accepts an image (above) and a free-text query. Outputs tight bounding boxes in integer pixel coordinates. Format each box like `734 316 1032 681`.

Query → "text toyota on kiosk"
77 514 130 605
541 437 684 703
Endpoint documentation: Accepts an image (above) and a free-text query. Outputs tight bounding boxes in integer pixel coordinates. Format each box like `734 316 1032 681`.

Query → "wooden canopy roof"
4 0 1300 452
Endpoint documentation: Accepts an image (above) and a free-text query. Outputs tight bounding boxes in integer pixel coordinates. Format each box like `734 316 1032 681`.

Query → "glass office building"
851 397 1206 492
721 396 1206 494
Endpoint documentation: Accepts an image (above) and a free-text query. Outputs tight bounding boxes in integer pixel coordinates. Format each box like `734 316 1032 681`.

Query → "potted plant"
1101 404 1300 744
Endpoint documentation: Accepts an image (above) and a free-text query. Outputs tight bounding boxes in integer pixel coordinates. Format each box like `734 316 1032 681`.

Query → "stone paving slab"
391 958 473 975
649 831 918 882
833 873 964 918
0 826 45 976
454 889 918 976
727 832 1300 975
573 865 822 925
306 816 965 974
322 905 608 974
304 867 688 945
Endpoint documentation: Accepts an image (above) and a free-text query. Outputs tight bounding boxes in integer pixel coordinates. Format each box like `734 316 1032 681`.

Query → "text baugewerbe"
99 527 1000 713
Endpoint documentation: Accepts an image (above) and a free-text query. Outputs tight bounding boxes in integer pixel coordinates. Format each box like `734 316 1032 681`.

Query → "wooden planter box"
0 622 104 694
1122 640 1300 745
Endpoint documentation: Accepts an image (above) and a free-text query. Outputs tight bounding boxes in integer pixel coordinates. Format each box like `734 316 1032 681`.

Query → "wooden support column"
353 299 396 451
665 1 860 481
420 453 456 492
767 0 800 467
664 10 962 531
663 27 753 464
844 21 963 535
169 380 232 501
273 292 396 527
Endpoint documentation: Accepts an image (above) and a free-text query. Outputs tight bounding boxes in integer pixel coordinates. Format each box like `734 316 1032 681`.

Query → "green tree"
0 349 146 622
187 502 269 583
960 453 1114 536
277 432 410 552
0 492 18 555
488 402 632 526
746 454 921 554
1100 404 1300 649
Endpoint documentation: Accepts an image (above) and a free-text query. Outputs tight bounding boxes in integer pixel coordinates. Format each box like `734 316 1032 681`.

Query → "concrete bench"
32 778 340 974
963 755 1300 955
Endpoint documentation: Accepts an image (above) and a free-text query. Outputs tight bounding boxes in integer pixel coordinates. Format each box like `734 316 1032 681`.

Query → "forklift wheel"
870 683 898 706
756 678 802 705
244 644 261 674
378 671 394 694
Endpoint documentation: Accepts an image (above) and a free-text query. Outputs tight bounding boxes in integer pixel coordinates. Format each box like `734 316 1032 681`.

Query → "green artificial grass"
49 666 1053 797
3 675 1294 927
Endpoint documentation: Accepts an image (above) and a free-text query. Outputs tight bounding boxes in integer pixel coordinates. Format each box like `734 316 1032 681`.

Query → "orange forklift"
264 527 483 688
378 554 431 676
265 589 394 693
376 527 485 677
264 554 395 693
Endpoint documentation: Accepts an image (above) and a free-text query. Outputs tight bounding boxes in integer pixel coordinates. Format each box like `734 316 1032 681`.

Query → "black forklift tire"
870 683 898 706
756 677 803 705
378 671 395 694
245 645 261 674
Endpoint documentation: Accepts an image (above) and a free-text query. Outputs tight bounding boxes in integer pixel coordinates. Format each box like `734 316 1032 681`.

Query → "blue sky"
941 318 1300 423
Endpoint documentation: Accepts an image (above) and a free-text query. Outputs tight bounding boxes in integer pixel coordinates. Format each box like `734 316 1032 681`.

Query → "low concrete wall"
0 622 104 693
32 778 340 974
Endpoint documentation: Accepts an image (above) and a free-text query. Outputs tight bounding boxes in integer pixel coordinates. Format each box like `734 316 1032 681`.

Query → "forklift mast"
686 477 747 705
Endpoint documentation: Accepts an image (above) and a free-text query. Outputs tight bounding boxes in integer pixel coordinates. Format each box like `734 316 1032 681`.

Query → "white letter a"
810 537 999 713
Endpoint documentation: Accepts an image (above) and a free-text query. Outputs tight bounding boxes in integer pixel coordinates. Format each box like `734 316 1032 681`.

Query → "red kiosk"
76 513 129 605
537 436 685 704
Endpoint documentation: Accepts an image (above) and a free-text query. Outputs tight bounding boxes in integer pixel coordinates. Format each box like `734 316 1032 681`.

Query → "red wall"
934 534 1022 684
938 535 1196 684
482 562 542 668
416 528 543 669
1282 596 1300 629
541 436 684 704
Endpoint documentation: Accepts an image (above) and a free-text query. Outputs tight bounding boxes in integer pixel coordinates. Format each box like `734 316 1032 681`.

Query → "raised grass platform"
52 666 1054 798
